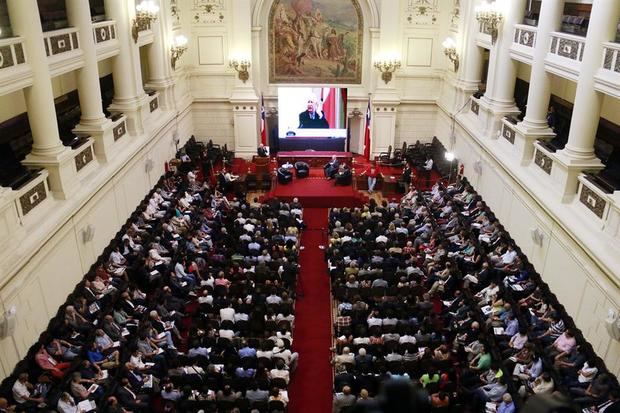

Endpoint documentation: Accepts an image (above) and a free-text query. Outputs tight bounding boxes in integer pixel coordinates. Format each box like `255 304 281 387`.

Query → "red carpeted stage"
262 168 369 208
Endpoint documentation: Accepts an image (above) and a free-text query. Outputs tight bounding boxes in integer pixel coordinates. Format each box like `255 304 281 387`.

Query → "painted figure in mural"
269 0 362 83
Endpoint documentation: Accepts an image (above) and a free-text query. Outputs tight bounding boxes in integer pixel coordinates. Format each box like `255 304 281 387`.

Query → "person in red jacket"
360 165 380 193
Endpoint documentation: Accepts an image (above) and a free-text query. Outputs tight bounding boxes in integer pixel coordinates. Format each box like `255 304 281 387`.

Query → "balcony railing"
514 24 537 49
549 31 586 63
43 27 80 58
602 42 620 75
0 36 27 71
0 36 33 96
92 20 117 45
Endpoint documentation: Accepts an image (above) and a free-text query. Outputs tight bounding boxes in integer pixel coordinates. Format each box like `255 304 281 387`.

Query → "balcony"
470 95 480 117
14 170 50 221
577 173 612 222
500 117 517 145
43 27 84 77
0 36 33 96
93 20 120 61
594 42 620 99
533 140 555 176
475 21 492 49
510 24 537 64
545 31 585 82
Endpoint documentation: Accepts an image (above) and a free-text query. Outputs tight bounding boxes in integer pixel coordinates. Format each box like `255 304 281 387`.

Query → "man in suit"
257 143 269 157
324 155 340 179
298 99 329 129
117 377 150 411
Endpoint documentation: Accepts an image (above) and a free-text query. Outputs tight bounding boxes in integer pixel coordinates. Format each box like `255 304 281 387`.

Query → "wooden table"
276 151 353 168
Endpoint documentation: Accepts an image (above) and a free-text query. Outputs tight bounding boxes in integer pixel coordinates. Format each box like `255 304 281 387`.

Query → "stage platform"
276 151 353 167
277 137 346 152
261 168 368 208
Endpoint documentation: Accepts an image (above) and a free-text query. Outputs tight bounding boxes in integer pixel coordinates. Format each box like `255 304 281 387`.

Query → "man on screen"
298 99 329 129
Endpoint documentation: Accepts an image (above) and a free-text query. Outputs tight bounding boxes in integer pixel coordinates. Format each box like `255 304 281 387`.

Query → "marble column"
519 0 565 132
229 0 258 158
66 0 114 161
105 0 149 135
513 0 565 164
7 0 65 157
550 0 620 201
560 0 620 160
479 0 526 137
455 0 484 109
145 0 175 111
371 0 402 157
7 0 80 199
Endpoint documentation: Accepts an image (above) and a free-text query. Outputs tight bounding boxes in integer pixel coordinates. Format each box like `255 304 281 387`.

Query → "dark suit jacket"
298 111 329 129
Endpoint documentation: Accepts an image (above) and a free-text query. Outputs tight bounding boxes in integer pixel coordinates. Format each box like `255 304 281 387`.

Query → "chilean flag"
363 99 371 160
260 94 267 146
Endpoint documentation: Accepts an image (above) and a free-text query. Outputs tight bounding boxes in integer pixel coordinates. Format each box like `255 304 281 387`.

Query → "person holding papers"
87 341 120 374
35 345 72 379
70 372 103 400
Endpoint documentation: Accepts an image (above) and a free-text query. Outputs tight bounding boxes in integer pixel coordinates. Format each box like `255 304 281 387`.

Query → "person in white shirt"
220 306 235 322
424 157 434 171
476 281 499 304
12 373 44 406
57 392 79 413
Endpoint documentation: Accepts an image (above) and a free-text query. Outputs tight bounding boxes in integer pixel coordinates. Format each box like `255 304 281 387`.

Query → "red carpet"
288 208 333 413
263 171 368 208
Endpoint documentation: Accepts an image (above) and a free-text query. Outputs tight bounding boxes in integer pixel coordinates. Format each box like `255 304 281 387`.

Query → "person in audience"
12 373 45 409
333 385 356 413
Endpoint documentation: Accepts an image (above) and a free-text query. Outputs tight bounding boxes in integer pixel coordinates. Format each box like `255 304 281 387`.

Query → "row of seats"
0 139 302 413
326 177 617 412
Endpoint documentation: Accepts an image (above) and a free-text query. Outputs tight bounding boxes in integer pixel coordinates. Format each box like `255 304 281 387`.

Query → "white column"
371 0 401 157
146 0 175 110
105 0 149 135
66 0 117 162
66 0 107 126
458 0 484 93
560 0 620 160
483 0 526 108
548 0 620 202
519 0 565 131
229 0 258 158
7 0 65 157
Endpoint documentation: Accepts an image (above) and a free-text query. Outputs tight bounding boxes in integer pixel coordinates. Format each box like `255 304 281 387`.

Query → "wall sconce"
374 58 402 84
442 37 459 72
229 57 251 83
475 1 503 45
170 35 188 70
132 0 159 43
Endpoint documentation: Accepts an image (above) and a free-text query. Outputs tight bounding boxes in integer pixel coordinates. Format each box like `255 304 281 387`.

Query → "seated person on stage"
423 156 434 184
334 164 352 184
299 98 329 129
360 165 380 193
257 144 269 157
324 155 340 179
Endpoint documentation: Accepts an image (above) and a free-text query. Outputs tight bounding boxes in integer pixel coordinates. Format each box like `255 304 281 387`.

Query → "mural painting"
269 0 363 84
